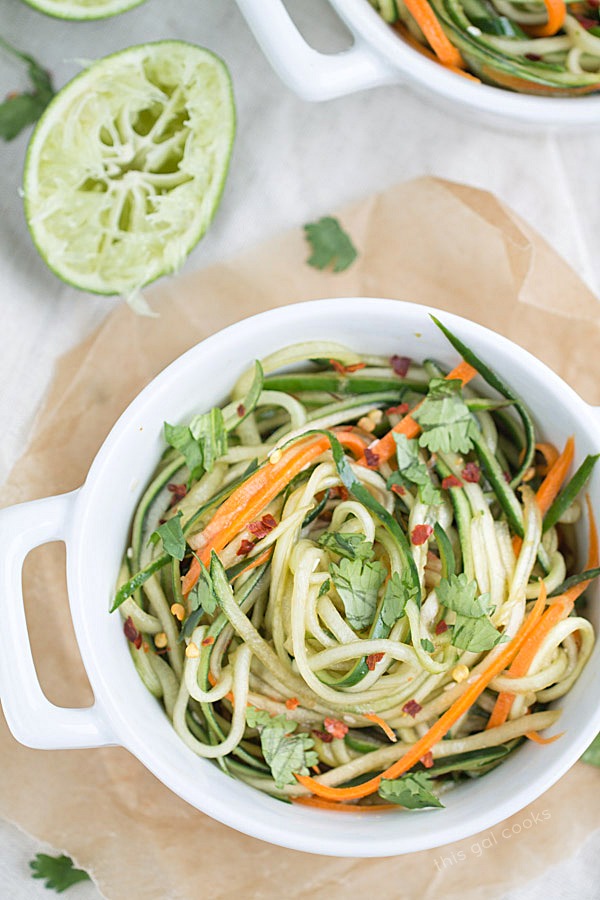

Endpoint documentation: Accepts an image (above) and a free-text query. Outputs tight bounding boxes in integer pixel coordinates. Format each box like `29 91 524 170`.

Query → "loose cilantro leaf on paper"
378 771 444 809
246 707 318 789
581 733 600 767
150 511 185 561
318 530 374 561
390 433 442 506
414 378 476 455
0 37 55 141
30 853 90 893
164 422 204 480
189 407 228 473
437 573 505 652
330 557 387 631
380 571 409 627
304 216 358 273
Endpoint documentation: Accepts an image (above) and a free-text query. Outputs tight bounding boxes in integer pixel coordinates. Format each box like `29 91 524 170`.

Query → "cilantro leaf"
246 707 318 789
378 771 444 809
30 853 90 893
437 573 492 618
189 407 228 473
164 422 204 480
330 557 387 631
582 733 600 767
390 434 441 506
413 378 476 454
452 614 505 652
380 571 408 627
0 38 55 141
150 511 185 561
318 531 374 561
421 638 435 652
437 573 504 652
303 216 357 273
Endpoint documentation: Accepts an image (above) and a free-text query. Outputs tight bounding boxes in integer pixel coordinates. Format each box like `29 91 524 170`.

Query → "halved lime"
24 41 235 296
21 0 147 21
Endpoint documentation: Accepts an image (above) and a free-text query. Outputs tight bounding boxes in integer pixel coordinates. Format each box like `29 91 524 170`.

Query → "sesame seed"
452 664 470 683
154 632 168 649
269 448 282 465
358 416 376 433
185 642 200 658
467 25 481 35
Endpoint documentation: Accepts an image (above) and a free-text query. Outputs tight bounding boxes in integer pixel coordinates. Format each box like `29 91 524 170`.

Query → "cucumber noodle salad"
369 0 600 94
112 319 599 811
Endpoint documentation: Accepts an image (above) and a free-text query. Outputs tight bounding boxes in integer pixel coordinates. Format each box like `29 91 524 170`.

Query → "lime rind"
24 41 236 296
20 0 148 21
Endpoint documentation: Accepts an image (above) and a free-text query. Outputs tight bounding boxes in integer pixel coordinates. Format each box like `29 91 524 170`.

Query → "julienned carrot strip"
513 435 574 556
296 587 547 802
364 713 397 743
536 436 575 516
393 22 480 81
230 547 273 583
528 0 566 37
525 730 564 745
403 0 465 68
535 442 559 476
487 498 598 730
357 360 477 469
182 431 362 595
292 797 396 813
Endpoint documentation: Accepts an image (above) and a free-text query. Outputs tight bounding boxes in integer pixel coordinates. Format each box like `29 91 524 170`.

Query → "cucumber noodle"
114 339 596 806
370 0 600 95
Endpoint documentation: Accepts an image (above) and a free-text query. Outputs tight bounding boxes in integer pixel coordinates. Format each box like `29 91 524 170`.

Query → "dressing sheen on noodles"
112 329 598 810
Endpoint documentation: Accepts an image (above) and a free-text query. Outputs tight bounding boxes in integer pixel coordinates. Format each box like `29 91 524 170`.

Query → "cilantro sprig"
378 771 444 809
388 433 441 506
413 378 476 454
0 37 55 141
330 557 387 631
304 216 358 273
30 853 90 893
437 573 505 652
246 707 318 789
150 510 185 560
318 530 374 561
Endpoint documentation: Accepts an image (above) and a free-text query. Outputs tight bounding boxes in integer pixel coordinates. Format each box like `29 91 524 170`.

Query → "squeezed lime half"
21 0 147 21
24 41 236 295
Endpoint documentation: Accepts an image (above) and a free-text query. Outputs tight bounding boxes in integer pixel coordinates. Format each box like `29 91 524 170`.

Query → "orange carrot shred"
403 0 465 68
525 730 565 745
527 0 566 37
364 713 398 743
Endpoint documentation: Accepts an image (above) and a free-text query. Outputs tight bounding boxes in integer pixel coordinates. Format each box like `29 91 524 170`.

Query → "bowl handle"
0 491 115 750
236 0 398 100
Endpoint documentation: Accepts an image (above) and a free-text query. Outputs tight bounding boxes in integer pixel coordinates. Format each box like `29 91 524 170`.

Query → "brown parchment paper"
1 177 599 900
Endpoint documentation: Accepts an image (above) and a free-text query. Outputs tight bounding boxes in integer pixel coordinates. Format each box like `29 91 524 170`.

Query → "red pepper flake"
364 446 380 469
442 475 462 490
391 483 406 497
313 729 333 743
576 15 598 28
237 403 246 417
248 513 278 539
411 524 433 546
525 52 542 61
236 539 255 557
318 509 334 523
324 717 349 740
330 485 349 501
366 652 385 671
142 641 150 653
503 471 511 484
201 636 215 646
329 359 366 375
462 462 481 483
123 616 142 650
167 482 188 506
285 697 299 710
390 355 411 377
386 403 409 417
402 699 422 718
435 620 448 635
420 751 434 769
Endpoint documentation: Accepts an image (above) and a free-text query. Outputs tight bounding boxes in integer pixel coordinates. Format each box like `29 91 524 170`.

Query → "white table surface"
1 0 599 896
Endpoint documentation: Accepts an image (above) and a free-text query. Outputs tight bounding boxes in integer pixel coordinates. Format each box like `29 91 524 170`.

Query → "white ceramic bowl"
1 298 599 857
235 0 600 130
